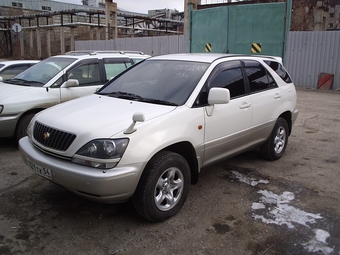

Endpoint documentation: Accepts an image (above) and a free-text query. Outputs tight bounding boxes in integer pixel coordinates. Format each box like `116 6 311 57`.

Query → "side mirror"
62 79 79 88
124 112 145 134
208 87 230 105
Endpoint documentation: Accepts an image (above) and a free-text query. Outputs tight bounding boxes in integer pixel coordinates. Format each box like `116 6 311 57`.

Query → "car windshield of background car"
5 57 76 87
98 60 209 106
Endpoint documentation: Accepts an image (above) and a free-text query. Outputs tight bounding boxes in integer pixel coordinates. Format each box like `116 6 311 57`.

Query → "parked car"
0 51 150 140
0 60 39 81
19 53 299 222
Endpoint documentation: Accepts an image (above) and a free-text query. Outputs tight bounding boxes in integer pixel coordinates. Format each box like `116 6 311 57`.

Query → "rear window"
264 60 292 83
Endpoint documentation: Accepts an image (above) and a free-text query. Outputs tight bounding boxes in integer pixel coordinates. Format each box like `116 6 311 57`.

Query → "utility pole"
105 0 117 40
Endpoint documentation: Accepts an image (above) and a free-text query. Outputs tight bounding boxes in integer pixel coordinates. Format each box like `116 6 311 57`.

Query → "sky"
55 0 185 13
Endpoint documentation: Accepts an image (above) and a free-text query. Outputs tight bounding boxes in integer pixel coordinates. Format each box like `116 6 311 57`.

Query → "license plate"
27 158 53 180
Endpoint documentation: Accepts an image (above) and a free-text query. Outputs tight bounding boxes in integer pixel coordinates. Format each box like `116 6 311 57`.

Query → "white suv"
0 60 40 80
19 53 299 222
0 51 150 140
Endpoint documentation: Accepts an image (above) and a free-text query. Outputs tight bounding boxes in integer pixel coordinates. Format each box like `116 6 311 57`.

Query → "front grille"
33 121 76 151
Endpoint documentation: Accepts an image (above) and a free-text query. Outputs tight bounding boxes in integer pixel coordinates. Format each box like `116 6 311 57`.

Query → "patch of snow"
251 203 265 210
252 190 322 229
304 229 334 255
230 171 334 254
231 171 269 187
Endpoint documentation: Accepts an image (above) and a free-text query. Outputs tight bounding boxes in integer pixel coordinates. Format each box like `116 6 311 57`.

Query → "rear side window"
243 60 277 93
103 58 133 81
264 60 292 83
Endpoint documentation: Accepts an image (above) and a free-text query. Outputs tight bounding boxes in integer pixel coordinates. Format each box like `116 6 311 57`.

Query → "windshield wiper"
5 78 28 85
24 80 45 86
101 91 177 106
138 98 178 106
103 91 143 100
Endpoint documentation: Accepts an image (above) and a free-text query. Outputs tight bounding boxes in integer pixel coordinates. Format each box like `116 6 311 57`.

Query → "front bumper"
292 108 299 126
19 136 144 203
0 114 19 138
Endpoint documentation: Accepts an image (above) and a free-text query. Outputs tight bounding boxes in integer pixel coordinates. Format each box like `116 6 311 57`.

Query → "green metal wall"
190 2 291 58
191 7 230 54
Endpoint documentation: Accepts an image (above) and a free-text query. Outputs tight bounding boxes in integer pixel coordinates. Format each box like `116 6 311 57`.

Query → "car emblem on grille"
43 132 50 140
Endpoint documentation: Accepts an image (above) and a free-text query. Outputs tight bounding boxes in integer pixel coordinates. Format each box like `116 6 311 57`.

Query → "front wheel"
260 118 289 161
15 113 35 141
133 151 191 222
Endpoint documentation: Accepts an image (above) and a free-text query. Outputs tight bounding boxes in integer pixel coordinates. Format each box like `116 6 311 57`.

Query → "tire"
260 117 289 161
15 113 35 141
133 151 191 222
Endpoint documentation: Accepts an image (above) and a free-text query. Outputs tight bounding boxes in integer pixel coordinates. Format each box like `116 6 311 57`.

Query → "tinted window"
264 60 292 83
194 61 245 106
209 61 245 99
99 60 209 106
243 60 277 93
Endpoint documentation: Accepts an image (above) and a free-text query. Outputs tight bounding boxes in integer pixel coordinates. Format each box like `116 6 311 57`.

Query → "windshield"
98 60 209 106
4 57 76 87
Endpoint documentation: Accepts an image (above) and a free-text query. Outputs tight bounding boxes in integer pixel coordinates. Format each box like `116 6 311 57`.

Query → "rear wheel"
260 117 289 161
133 151 191 222
15 113 35 141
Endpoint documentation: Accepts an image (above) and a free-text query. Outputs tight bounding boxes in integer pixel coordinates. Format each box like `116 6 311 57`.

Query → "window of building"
12 2 23 7
42 6 52 11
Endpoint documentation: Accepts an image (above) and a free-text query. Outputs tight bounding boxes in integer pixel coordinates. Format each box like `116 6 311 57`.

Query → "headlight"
72 139 129 169
0 105 3 114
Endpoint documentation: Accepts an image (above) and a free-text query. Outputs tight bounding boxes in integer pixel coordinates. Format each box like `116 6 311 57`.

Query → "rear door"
243 59 283 142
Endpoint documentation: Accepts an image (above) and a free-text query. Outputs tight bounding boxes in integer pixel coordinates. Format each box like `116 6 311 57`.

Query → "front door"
202 60 252 165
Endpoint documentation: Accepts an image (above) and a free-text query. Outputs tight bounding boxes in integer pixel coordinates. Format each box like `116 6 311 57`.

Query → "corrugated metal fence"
76 32 340 90
285 31 340 90
75 35 189 57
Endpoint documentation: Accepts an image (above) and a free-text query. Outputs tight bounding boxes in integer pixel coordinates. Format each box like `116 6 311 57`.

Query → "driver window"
194 61 245 106
68 63 101 86
209 65 245 98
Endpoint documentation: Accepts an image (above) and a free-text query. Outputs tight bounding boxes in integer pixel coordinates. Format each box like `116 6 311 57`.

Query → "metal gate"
190 1 291 58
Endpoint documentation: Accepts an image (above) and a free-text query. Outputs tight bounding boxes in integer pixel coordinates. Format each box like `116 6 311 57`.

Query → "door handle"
239 102 251 109
274 93 281 99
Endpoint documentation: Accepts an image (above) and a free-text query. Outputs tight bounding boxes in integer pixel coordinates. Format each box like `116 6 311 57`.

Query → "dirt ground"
0 88 339 255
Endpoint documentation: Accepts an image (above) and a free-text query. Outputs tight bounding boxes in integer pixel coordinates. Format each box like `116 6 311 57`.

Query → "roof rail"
65 50 146 56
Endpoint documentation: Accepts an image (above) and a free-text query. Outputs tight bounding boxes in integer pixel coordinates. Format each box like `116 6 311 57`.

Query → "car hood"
0 83 32 97
33 94 177 140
